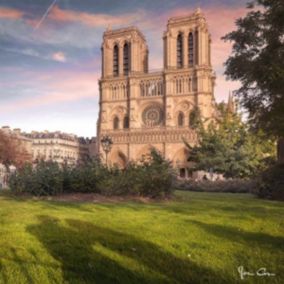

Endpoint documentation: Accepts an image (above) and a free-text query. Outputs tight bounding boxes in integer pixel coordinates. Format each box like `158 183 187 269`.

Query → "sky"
0 0 248 137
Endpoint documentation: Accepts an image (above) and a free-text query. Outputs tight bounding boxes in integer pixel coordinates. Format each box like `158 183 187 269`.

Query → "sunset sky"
0 0 248 137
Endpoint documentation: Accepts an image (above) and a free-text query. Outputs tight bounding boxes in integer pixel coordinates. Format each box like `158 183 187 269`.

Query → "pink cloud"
0 71 99 113
52 51 66 62
0 7 23 19
48 5 138 27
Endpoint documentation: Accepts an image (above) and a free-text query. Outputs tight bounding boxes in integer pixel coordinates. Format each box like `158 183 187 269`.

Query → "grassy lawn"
0 191 283 284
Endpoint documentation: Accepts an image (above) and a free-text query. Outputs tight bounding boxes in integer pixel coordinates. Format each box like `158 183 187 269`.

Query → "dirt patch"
2 190 174 203
24 193 172 204
50 193 152 203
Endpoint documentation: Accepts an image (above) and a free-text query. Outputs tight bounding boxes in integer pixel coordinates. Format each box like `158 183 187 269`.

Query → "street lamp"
100 135 113 167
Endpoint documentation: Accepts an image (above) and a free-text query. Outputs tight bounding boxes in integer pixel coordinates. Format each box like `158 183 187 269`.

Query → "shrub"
9 164 34 194
175 179 255 193
96 164 139 196
134 150 174 197
256 163 284 200
62 160 107 194
9 161 63 196
97 149 175 198
9 150 175 198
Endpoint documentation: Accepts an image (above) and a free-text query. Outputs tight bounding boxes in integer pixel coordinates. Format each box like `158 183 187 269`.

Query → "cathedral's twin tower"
98 9 217 177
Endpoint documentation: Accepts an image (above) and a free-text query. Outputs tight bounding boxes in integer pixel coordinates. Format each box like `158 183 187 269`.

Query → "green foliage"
222 0 284 137
134 149 174 197
256 163 284 200
189 107 202 129
9 150 174 198
100 166 140 196
9 161 63 196
62 159 107 194
176 179 256 193
185 112 276 178
97 149 174 198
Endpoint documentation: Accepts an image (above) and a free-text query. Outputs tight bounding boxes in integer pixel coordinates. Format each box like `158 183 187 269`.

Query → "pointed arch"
123 43 130 75
136 144 157 162
113 116 119 130
110 150 127 169
188 32 194 66
195 30 199 65
177 33 183 68
177 112 184 127
123 116 129 129
113 44 119 76
173 147 191 178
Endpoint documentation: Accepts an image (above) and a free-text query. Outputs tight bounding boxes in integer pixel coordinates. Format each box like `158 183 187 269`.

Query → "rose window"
142 105 163 126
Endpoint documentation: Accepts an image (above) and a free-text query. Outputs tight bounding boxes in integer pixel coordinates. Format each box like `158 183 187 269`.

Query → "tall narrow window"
177 33 183 68
113 45 119 76
188 32 194 66
113 116 119 130
123 116 129 129
178 112 184 126
195 30 199 65
123 43 129 75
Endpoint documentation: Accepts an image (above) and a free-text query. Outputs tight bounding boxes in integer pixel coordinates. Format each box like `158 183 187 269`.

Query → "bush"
175 179 255 193
62 160 107 194
9 150 175 198
256 163 284 200
9 161 63 196
96 164 139 196
97 149 175 198
134 150 174 197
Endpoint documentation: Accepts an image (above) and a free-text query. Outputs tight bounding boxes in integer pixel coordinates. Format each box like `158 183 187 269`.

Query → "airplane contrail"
34 0 58 31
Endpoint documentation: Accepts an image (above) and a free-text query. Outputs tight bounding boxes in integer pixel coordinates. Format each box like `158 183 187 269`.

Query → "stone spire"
106 24 112 31
195 7 201 14
227 91 235 113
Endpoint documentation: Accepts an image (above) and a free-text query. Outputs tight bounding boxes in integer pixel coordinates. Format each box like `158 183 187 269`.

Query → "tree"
0 131 31 169
222 0 284 138
185 107 276 178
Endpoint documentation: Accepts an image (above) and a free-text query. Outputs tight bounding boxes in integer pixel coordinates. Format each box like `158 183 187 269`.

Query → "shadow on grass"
27 215 233 284
190 220 284 252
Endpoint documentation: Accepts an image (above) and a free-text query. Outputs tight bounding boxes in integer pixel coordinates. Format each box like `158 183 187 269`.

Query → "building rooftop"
167 8 206 25
103 26 146 42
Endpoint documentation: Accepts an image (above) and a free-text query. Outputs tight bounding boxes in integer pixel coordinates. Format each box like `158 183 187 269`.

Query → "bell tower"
163 9 216 125
101 27 148 79
163 8 211 69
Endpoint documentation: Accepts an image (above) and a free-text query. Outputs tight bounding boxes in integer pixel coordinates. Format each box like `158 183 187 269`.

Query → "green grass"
0 191 283 284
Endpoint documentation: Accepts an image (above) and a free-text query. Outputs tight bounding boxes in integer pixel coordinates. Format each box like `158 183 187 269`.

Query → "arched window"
176 78 182 94
113 45 119 76
123 43 130 75
123 116 129 129
195 30 199 65
113 116 119 130
188 32 194 66
177 33 183 68
178 112 184 127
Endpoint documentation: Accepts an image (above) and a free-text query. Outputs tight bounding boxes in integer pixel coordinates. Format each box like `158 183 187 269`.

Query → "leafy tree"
189 107 202 129
0 130 31 169
222 0 284 138
185 108 276 178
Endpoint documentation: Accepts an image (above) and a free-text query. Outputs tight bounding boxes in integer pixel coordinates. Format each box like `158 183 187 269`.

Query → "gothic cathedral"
97 9 217 177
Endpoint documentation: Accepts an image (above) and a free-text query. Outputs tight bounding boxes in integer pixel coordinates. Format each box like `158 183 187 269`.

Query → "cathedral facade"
97 9 217 177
